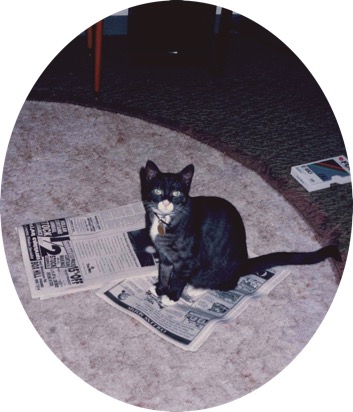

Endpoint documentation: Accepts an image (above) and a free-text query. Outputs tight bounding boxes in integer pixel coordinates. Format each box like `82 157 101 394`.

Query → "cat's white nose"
158 200 174 212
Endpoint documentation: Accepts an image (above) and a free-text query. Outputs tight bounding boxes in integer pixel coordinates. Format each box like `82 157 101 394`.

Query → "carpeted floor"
27 14 352 275
1 101 339 411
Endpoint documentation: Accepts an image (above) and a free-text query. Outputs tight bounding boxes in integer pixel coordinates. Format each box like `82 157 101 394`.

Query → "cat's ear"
144 160 160 182
180 164 194 187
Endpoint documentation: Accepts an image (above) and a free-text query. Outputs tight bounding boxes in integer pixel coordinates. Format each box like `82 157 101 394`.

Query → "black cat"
140 160 341 302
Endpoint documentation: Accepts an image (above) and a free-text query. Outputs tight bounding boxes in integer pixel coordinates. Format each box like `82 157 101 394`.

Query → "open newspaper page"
97 268 291 351
18 202 158 299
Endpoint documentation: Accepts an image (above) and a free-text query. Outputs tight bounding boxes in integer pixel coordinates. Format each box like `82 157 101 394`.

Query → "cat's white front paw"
145 246 156 254
160 295 177 306
185 284 207 298
149 285 158 296
148 285 177 306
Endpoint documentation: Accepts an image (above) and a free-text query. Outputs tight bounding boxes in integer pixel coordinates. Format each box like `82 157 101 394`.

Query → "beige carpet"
1 101 339 411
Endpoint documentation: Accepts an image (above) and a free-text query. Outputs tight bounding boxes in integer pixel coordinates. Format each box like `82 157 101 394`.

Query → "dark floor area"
27 15 352 273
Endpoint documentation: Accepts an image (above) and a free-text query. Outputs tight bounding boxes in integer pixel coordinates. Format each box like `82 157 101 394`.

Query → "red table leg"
94 20 103 96
86 26 93 51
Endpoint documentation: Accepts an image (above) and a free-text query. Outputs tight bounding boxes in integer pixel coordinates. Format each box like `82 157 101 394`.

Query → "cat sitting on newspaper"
140 160 341 302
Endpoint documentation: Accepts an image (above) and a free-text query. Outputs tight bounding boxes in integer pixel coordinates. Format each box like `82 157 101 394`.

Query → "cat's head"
140 160 194 215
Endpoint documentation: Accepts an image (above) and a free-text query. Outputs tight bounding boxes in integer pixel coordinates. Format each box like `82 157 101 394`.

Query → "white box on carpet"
290 155 350 192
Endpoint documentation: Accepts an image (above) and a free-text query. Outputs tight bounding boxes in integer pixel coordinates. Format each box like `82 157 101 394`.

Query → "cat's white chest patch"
150 216 159 241
150 214 171 241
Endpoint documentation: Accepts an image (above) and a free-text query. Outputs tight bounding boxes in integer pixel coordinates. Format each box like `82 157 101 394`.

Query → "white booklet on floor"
290 155 350 192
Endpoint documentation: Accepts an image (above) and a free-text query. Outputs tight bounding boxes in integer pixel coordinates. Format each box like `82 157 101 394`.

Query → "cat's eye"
154 188 163 195
172 191 181 197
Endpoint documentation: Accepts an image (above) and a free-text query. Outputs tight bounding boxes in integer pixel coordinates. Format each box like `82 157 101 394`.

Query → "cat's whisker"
175 206 190 217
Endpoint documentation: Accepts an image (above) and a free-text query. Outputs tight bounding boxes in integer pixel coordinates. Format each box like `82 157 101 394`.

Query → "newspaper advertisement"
97 268 290 351
18 202 158 299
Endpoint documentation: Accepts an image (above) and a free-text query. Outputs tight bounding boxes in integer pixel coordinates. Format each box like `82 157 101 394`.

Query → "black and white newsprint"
18 202 158 299
18 200 290 350
97 267 290 351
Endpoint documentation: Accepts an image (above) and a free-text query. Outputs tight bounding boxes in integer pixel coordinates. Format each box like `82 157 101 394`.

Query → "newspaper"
97 268 290 351
18 200 291 351
18 202 158 299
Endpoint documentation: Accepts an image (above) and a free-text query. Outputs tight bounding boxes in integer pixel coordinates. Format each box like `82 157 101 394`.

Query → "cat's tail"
241 245 341 275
